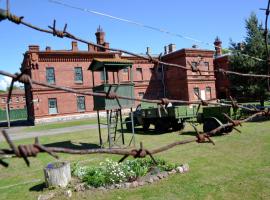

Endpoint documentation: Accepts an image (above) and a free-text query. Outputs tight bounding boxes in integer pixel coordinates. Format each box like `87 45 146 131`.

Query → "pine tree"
229 13 270 106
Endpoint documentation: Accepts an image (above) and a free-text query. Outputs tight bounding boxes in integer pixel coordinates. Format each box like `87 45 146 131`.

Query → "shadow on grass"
29 182 46 192
44 141 100 150
123 128 175 135
0 119 33 128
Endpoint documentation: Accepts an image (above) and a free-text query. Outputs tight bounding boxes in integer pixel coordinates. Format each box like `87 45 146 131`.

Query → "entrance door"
48 98 58 114
200 90 206 100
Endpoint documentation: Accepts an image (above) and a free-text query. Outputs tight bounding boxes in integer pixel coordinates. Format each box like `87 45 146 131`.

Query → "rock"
161 172 168 178
152 176 159 181
171 169 177 174
37 193 55 200
74 183 85 192
64 190 72 198
182 164 189 172
146 177 154 183
138 181 145 186
157 173 163 179
131 181 138 188
176 166 184 173
85 185 94 190
115 184 121 189
98 186 106 191
124 182 131 188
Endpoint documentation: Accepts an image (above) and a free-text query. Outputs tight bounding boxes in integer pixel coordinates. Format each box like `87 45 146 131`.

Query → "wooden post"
44 161 71 188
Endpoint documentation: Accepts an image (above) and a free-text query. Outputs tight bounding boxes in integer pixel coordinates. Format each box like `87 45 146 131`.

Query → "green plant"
82 167 106 188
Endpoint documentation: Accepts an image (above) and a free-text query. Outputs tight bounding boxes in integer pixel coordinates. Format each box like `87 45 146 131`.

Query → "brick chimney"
95 25 105 45
146 47 151 55
214 37 222 57
168 44 176 53
28 45 40 52
72 41 78 51
45 46 51 51
164 45 169 54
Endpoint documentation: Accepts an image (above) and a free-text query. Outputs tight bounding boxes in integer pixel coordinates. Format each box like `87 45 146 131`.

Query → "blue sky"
0 0 267 89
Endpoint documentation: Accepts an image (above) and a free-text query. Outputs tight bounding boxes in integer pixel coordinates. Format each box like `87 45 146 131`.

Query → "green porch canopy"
88 58 133 71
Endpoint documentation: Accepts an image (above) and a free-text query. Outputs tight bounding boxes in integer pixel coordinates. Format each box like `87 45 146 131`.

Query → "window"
193 87 200 99
22 97 26 102
77 96 86 112
204 62 209 71
123 68 129 73
206 87 212 99
48 98 58 114
136 68 143 81
1 98 5 103
100 70 108 81
191 62 197 69
138 92 144 98
46 67 55 84
16 97 19 103
74 67 83 83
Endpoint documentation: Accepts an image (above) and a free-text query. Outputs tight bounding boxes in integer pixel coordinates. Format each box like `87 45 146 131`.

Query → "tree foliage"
229 13 270 105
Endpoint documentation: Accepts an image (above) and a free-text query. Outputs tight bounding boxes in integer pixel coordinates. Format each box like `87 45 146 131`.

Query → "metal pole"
119 109 125 145
97 110 102 146
130 107 135 146
106 110 112 148
5 103 10 128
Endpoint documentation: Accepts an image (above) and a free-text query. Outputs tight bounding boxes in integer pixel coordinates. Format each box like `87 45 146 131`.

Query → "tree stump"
44 161 71 188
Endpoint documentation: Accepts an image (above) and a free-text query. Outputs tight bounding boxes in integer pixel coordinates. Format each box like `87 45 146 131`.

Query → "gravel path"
0 124 106 142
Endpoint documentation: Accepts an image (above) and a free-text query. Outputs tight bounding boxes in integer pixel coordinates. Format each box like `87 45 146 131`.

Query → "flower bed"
72 158 189 190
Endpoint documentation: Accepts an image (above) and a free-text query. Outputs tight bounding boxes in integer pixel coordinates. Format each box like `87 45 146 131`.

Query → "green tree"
229 13 269 106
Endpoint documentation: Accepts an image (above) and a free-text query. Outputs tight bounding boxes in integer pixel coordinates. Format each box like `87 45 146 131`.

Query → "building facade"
21 27 219 124
0 89 26 110
162 46 216 101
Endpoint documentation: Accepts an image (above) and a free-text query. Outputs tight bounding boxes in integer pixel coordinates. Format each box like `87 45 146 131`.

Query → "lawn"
23 118 105 132
0 121 270 200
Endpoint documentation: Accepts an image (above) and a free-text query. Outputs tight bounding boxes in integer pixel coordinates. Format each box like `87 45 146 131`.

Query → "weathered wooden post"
44 161 71 188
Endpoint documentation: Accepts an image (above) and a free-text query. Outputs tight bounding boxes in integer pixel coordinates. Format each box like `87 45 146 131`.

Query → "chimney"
192 44 198 49
45 46 51 51
104 42 110 52
28 45 40 52
146 47 151 55
88 44 96 52
95 25 105 45
214 37 222 57
72 41 78 51
164 46 168 54
168 44 176 53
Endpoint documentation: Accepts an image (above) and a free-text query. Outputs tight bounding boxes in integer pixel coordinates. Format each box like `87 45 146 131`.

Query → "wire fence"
0 0 270 167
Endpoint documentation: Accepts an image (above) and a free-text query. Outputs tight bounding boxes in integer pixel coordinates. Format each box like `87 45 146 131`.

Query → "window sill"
75 82 83 84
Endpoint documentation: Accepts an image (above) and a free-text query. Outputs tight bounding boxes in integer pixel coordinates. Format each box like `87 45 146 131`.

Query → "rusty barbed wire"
48 0 266 63
1 109 269 167
0 69 259 113
0 8 270 79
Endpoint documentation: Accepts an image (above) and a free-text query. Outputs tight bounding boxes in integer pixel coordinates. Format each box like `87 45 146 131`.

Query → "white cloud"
0 76 24 91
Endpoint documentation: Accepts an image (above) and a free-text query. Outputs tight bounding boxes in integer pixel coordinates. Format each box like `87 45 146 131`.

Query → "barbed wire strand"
48 0 265 62
0 9 269 79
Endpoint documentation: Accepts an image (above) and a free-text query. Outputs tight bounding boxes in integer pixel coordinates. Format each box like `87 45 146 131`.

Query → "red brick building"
21 27 156 123
162 46 216 101
0 89 26 110
21 27 218 124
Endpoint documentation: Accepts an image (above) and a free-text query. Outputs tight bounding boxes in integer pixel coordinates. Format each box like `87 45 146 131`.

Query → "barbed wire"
1 108 269 167
0 1 270 168
48 0 265 62
0 8 269 80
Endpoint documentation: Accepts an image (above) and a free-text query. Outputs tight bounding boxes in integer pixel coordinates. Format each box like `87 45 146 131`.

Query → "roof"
88 58 133 71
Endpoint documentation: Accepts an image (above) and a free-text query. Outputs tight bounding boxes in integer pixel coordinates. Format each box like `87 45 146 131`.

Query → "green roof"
88 58 133 71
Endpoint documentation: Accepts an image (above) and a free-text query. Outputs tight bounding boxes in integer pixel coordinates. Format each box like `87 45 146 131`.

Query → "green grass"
23 118 102 132
1 121 270 200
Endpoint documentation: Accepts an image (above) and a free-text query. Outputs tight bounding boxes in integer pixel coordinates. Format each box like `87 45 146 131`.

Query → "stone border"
74 164 189 192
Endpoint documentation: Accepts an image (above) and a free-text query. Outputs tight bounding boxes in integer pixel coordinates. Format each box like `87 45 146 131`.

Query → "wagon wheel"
203 118 221 133
155 119 170 133
172 121 185 131
142 120 150 131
